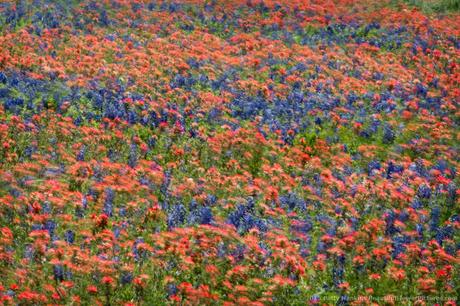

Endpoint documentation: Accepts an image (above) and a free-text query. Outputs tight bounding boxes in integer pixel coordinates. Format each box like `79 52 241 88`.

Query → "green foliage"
393 0 460 13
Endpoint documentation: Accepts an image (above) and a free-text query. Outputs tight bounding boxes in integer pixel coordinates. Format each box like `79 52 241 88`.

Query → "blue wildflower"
429 206 440 233
167 204 186 229
385 210 398 236
65 230 75 244
382 124 395 144
367 160 381 175
53 265 64 282
121 272 133 285
417 184 431 199
103 188 115 217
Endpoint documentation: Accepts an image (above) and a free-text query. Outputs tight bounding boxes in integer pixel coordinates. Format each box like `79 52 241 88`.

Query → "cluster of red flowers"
0 0 458 305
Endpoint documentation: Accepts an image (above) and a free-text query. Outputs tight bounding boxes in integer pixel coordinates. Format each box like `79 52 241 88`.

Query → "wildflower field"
0 0 459 305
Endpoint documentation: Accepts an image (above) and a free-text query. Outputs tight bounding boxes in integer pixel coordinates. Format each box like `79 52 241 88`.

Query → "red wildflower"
87 285 98 294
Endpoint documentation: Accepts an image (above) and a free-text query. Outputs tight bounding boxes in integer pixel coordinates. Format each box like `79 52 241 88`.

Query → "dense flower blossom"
0 0 458 304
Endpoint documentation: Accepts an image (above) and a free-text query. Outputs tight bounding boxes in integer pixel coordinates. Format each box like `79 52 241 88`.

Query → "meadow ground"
0 1 459 305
